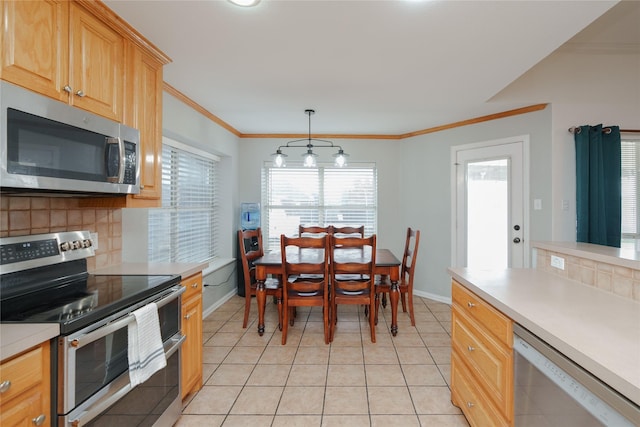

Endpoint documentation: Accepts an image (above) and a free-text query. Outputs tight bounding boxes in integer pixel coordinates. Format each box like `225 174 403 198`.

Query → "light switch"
534 199 542 210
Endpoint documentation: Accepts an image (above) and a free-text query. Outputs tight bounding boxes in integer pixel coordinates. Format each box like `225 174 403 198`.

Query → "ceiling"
104 0 631 136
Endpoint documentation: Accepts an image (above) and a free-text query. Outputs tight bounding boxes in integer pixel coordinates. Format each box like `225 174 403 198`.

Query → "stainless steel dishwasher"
513 324 639 427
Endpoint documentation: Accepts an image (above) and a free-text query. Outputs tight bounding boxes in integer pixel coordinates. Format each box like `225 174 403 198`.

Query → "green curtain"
575 124 621 247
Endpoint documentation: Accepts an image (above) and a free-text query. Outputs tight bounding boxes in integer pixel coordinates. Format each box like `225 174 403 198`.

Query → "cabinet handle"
0 380 11 393
32 414 46 426
184 313 192 320
63 85 72 93
467 301 476 308
467 345 475 352
191 283 198 288
75 90 86 97
466 402 474 408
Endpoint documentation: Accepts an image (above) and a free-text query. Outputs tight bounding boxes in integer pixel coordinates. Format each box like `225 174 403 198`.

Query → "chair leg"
369 300 376 343
400 291 408 313
323 305 330 344
374 293 380 325
281 303 288 345
242 295 251 328
408 291 416 326
277 296 283 331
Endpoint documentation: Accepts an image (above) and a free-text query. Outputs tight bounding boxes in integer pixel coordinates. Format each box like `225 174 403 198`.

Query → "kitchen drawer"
452 306 513 419
452 280 512 346
451 349 510 427
182 273 203 300
0 344 44 403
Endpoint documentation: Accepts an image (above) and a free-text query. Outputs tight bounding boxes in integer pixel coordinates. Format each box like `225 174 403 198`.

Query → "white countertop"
1 323 59 361
90 262 208 278
448 267 640 406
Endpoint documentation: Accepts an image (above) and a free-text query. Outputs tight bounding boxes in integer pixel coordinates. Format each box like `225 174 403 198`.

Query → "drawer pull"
0 380 11 393
467 301 476 308
467 345 475 352
32 414 46 426
184 313 192 320
191 283 198 288
466 402 474 408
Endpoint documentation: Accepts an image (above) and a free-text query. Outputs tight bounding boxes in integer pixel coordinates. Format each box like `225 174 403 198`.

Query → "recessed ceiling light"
228 0 260 6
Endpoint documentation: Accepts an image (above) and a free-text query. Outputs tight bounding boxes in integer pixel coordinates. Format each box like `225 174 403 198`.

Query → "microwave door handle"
105 137 125 183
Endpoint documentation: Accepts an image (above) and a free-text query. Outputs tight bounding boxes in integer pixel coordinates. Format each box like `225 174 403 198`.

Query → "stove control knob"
71 240 81 250
82 239 92 248
60 242 70 252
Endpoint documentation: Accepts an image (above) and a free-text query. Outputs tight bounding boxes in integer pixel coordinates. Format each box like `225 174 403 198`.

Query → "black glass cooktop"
1 273 180 334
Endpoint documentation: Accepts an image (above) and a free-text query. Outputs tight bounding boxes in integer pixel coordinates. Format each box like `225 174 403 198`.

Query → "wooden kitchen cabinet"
451 280 514 426
123 42 164 206
1 0 124 121
0 342 51 427
181 273 203 400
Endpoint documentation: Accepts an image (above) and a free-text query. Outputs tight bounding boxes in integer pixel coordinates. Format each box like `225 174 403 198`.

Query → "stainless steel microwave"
0 81 140 196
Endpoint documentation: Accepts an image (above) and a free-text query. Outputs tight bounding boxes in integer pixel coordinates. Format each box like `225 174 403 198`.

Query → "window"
621 137 639 250
262 163 377 250
148 139 220 262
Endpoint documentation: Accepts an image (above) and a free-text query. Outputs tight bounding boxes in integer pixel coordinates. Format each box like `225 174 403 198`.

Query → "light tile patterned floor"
176 295 470 427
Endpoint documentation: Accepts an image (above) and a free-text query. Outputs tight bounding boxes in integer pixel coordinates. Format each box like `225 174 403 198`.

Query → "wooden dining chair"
332 225 365 238
375 227 420 326
330 234 377 343
298 225 333 236
238 228 282 329
280 234 331 345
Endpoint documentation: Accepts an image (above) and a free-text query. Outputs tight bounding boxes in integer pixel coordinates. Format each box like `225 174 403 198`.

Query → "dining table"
254 247 402 337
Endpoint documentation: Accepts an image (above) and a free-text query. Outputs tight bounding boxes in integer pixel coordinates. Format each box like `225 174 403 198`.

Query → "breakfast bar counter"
448 267 640 406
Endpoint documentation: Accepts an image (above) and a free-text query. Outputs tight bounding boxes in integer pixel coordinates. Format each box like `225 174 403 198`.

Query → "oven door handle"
67 333 186 427
69 285 185 350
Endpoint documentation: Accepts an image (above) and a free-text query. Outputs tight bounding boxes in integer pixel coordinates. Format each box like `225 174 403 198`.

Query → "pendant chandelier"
271 109 349 168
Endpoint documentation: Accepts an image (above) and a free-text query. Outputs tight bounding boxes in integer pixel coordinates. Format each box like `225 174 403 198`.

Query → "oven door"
57 285 184 421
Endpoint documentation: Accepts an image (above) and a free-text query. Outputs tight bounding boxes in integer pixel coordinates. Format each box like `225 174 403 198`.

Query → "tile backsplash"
536 248 640 302
1 196 122 270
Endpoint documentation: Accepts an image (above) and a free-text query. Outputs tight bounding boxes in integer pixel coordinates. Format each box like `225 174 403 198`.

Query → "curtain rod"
568 126 640 135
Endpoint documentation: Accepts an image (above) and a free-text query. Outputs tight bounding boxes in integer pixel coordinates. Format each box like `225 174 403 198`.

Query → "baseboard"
413 289 451 305
202 288 237 319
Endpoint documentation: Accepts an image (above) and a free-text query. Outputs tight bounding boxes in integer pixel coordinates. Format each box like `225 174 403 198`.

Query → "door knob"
513 237 521 244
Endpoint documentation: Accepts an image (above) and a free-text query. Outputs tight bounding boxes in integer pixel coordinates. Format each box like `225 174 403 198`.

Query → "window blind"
621 139 639 240
261 163 377 250
148 142 220 263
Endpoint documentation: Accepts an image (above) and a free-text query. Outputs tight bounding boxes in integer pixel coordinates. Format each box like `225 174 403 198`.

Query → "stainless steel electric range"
0 231 185 427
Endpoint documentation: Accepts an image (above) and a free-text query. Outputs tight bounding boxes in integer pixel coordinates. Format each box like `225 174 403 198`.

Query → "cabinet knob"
75 90 86 97
0 380 11 393
467 301 476 308
32 414 46 426
63 85 72 93
184 313 192 320
467 345 475 352
466 402 474 408
70 339 79 348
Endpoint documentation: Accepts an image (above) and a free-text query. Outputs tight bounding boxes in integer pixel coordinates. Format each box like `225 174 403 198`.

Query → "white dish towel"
127 302 166 387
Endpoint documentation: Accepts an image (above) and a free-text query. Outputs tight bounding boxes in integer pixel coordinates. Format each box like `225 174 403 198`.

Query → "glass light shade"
228 0 260 6
333 149 349 167
302 150 318 167
271 150 287 167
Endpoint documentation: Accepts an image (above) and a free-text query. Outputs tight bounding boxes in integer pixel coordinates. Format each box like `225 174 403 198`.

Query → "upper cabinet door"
69 3 124 122
0 0 69 101
126 44 163 203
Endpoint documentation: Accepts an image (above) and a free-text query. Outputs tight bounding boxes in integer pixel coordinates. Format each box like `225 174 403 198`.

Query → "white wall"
238 137 404 254
400 107 553 302
493 39 640 242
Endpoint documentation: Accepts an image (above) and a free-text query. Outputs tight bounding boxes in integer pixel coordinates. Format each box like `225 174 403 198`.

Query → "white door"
452 137 528 269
